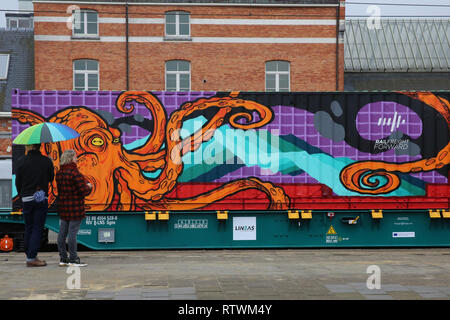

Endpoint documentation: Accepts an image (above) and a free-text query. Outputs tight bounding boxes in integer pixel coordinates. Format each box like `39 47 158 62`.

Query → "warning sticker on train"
326 225 338 244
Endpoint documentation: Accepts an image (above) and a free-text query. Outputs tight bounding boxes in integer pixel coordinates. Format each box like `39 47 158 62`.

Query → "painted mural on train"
11 90 450 211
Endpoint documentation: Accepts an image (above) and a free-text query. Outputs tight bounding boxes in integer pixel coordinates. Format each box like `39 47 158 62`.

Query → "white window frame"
165 60 191 92
73 59 99 91
0 179 12 209
165 11 191 39
0 54 10 80
8 19 18 29
265 61 290 92
72 9 99 38
7 17 33 29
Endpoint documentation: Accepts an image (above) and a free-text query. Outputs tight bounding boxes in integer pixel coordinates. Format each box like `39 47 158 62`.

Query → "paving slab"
379 284 410 292
324 284 357 293
363 294 395 300
418 292 449 299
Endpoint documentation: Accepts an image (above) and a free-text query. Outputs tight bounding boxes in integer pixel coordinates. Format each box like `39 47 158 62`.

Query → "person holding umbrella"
14 122 80 267
15 143 54 267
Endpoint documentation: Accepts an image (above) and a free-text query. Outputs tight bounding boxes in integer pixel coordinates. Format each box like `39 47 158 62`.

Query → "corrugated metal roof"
345 19 450 72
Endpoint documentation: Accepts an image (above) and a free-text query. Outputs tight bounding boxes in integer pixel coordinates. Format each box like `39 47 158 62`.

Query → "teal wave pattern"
123 116 426 197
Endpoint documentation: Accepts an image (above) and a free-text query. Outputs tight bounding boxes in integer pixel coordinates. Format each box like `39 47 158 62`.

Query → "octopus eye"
91 137 104 146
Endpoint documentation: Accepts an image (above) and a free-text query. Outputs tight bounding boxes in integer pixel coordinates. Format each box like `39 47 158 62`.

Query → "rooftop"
345 19 450 73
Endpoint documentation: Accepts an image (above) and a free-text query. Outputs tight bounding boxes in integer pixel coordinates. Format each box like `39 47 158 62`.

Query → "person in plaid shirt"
56 149 92 267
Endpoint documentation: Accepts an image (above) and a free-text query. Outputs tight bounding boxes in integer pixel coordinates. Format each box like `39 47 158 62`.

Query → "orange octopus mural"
12 91 290 211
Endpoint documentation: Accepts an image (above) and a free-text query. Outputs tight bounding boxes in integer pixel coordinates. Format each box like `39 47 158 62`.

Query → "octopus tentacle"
153 96 274 201
12 108 45 126
112 169 137 212
340 92 450 194
116 91 167 154
176 97 273 159
138 177 289 211
180 107 231 155
128 95 283 207
125 150 166 172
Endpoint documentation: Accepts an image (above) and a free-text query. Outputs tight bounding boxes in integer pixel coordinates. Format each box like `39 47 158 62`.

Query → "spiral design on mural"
340 92 450 194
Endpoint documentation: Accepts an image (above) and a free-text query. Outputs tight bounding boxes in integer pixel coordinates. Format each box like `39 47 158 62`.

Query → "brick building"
33 0 345 92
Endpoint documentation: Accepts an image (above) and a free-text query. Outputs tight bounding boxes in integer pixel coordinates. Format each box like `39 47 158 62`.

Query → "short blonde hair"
60 149 77 166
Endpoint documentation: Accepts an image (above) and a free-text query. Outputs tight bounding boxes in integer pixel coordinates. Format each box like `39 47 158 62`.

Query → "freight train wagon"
1 90 449 250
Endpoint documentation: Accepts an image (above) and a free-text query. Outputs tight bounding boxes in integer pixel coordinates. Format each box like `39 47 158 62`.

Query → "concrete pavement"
1 248 450 300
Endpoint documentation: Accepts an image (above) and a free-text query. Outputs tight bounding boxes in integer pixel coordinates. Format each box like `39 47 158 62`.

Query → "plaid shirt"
56 162 91 221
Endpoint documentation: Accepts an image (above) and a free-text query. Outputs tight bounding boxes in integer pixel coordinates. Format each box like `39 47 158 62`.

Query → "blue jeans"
22 199 48 261
57 219 82 261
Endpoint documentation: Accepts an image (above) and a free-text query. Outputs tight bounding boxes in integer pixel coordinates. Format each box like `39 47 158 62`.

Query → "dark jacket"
56 162 91 221
15 149 55 198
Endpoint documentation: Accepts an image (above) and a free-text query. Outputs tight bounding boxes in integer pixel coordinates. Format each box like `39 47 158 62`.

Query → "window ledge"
71 35 100 40
164 36 192 42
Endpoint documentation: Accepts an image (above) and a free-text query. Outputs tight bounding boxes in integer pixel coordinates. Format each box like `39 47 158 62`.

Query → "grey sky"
0 0 18 28
346 0 450 18
1 0 450 27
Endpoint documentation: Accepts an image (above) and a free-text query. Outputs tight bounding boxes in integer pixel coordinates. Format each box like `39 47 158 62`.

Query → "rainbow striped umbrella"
13 122 80 145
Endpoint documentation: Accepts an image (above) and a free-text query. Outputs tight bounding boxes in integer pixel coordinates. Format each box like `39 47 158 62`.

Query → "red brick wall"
34 2 345 92
0 117 12 156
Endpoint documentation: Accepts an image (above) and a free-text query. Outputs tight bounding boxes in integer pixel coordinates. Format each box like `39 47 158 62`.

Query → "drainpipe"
126 1 129 90
335 1 340 91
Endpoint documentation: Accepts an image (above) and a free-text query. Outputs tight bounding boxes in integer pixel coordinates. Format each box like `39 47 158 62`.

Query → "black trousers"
22 200 48 261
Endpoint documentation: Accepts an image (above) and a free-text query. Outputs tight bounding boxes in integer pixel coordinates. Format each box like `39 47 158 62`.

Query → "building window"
0 54 10 80
7 17 33 29
166 60 190 91
73 59 99 90
165 11 190 38
265 61 290 92
0 179 12 209
72 10 98 37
